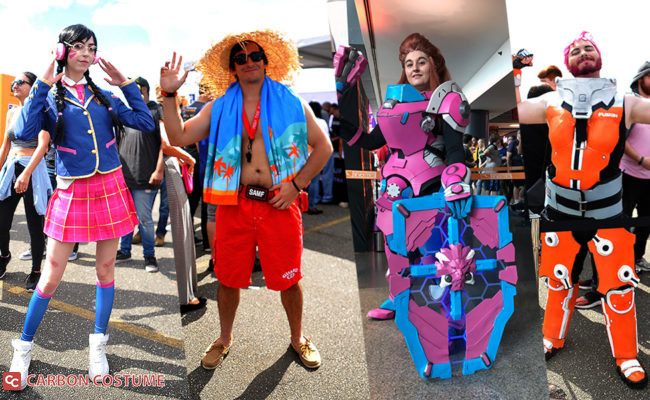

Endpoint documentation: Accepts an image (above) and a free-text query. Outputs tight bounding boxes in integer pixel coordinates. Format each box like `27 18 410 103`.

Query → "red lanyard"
242 100 261 140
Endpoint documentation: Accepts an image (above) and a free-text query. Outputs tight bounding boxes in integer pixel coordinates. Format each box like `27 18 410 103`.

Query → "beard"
568 56 602 77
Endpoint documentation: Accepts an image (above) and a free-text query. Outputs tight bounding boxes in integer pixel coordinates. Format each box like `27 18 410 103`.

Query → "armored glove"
333 45 368 99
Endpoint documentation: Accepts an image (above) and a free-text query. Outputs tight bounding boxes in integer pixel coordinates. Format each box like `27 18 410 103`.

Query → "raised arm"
160 52 212 146
338 81 386 150
516 94 549 124
14 59 65 141
334 45 386 150
624 94 650 128
98 58 155 132
108 82 155 132
14 88 55 143
511 49 548 124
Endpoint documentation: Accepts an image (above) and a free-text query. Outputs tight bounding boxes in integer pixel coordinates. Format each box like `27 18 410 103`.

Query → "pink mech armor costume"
335 43 517 378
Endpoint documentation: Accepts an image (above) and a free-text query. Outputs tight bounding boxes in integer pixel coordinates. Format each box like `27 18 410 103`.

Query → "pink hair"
563 31 601 68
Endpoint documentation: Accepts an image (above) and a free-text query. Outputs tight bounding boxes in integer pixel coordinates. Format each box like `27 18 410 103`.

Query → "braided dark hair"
53 61 66 144
53 24 124 145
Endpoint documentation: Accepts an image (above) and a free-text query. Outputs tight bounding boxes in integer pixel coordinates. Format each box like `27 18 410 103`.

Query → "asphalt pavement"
1 194 189 399
181 203 370 400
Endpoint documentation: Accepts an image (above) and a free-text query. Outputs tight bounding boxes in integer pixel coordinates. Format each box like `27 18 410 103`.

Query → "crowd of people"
461 131 524 205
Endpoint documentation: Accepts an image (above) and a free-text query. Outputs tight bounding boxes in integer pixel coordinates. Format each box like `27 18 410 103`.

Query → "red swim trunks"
214 190 303 291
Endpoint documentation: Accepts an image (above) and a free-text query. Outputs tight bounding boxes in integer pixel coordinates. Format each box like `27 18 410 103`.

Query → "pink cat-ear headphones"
54 42 100 64
54 43 66 61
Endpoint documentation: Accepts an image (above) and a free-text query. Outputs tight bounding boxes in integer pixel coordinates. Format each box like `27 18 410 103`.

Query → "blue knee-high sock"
21 288 52 342
94 281 114 334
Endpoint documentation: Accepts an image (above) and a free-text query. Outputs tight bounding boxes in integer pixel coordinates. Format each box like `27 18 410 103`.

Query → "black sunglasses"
232 51 265 66
10 79 30 90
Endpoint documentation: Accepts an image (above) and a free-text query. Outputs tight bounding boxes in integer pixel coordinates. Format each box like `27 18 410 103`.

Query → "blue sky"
0 0 334 98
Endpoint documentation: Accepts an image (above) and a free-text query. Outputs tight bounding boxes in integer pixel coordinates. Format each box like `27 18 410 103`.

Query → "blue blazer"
14 78 155 179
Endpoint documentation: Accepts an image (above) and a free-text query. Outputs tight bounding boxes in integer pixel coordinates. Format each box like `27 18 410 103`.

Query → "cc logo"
3 372 21 390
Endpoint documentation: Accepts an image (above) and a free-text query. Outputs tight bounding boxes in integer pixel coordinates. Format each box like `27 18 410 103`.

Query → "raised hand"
43 58 64 84
98 58 127 86
512 48 533 69
160 52 189 93
333 45 368 99
512 49 533 87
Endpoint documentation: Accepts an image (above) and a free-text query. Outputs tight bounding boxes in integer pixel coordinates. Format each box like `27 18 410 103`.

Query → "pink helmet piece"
563 31 601 68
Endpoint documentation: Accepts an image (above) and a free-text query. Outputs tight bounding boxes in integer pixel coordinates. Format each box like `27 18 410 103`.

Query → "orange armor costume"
539 78 645 388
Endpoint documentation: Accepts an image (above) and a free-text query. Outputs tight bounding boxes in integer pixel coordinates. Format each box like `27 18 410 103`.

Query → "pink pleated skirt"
44 168 139 242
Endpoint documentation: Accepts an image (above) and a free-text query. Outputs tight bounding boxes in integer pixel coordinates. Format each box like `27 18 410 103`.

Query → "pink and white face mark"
66 37 96 75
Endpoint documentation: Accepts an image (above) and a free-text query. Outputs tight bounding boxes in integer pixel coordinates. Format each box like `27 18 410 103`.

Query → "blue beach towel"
203 76 308 205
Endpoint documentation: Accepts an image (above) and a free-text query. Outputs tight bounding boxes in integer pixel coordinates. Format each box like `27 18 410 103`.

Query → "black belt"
240 184 277 201
554 191 622 213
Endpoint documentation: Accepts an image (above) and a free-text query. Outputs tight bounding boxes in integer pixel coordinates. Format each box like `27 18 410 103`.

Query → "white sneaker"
19 249 46 261
10 339 33 390
68 251 79 261
88 333 109 381
636 258 650 273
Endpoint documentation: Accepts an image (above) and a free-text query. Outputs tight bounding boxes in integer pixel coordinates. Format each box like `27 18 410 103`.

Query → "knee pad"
589 228 638 293
602 286 638 359
539 231 580 289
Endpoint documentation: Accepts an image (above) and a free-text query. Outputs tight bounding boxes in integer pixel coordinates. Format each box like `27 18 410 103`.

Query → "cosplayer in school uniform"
9 24 154 390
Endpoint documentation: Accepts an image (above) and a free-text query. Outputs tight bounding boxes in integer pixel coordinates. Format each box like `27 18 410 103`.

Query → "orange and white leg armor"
587 228 639 293
602 286 646 388
539 231 581 357
539 231 581 289
542 279 578 357
602 287 638 359
540 227 645 388
590 228 646 389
